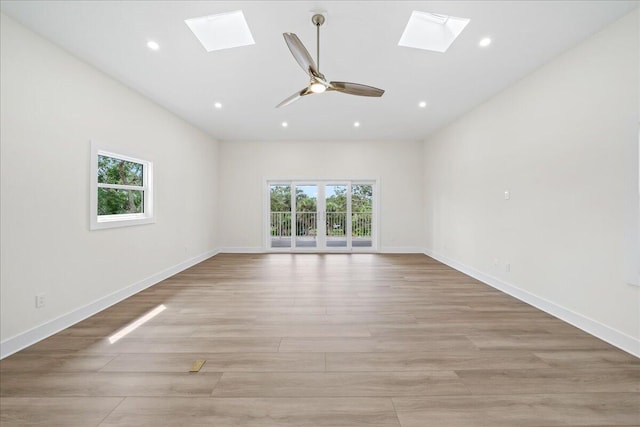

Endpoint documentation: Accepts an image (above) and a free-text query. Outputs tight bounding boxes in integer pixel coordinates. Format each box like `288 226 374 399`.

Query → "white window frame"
90 141 154 230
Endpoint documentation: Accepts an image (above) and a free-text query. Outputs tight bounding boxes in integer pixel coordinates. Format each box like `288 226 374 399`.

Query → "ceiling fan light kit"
310 82 327 93
276 13 385 108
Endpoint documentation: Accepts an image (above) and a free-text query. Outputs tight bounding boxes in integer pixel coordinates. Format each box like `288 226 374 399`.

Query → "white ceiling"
1 1 637 142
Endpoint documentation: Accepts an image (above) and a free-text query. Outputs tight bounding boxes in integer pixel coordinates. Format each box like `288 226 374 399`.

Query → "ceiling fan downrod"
312 14 325 73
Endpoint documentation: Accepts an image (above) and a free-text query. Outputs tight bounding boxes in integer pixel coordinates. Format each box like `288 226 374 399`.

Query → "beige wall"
0 14 219 354
218 140 425 252
423 11 639 353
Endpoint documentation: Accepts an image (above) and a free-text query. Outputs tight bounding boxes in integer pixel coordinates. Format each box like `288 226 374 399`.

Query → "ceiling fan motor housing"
312 14 325 27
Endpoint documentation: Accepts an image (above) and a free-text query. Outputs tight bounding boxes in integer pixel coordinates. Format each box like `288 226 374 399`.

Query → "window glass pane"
270 185 292 248
326 184 347 248
296 185 317 248
98 188 144 215
98 155 143 186
352 184 373 247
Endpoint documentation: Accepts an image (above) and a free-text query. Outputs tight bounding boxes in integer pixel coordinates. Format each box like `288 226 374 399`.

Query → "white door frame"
265 179 377 253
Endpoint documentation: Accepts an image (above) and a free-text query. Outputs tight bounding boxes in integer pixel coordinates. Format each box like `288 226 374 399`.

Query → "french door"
267 181 376 252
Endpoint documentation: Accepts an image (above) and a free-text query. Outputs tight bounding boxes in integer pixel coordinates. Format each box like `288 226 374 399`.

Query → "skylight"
185 10 255 52
398 11 470 53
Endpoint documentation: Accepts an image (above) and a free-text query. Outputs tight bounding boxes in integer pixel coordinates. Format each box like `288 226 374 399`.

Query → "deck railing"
270 212 371 237
352 212 372 237
270 212 292 237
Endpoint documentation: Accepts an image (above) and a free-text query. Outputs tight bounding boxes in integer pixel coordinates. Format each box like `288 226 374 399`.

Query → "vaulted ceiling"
1 1 636 141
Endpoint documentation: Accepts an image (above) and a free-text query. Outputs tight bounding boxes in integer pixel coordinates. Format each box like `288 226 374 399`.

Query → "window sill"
90 215 155 230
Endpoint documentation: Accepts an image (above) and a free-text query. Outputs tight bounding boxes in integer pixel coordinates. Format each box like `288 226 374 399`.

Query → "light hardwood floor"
1 253 638 426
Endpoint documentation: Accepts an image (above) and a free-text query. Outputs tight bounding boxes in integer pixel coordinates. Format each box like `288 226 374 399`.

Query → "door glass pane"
352 184 373 247
270 184 292 248
325 184 347 248
295 185 317 248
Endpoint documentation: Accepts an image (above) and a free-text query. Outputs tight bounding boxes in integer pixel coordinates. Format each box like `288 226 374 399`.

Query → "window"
90 142 153 230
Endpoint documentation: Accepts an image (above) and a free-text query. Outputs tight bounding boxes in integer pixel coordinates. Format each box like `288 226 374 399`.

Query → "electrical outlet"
505 263 511 272
35 293 45 308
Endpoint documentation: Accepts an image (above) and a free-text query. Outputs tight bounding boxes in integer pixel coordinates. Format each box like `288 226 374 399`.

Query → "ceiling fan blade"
283 33 320 78
275 87 311 108
329 81 385 97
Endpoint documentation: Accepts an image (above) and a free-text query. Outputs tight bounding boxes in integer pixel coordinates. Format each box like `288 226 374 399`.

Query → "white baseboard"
220 247 265 253
424 248 640 358
221 247 425 254
379 247 425 254
0 249 220 359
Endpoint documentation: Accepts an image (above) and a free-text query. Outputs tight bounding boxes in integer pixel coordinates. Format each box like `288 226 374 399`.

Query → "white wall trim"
221 247 426 254
424 248 640 358
0 249 219 359
219 247 425 254
228 246 400 255
380 247 426 254
220 247 266 253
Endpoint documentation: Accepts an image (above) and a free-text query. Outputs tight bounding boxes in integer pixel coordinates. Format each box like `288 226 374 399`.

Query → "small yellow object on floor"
189 359 206 373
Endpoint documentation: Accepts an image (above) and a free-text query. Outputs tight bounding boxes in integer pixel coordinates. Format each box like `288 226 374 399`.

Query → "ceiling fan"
276 14 385 108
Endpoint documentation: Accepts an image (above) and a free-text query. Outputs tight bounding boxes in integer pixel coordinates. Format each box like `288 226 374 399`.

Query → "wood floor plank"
325 304 471 315
0 397 124 426
533 349 640 369
178 306 327 315
0 353 116 372
100 352 325 373
210 371 470 397
455 367 640 394
254 313 418 325
325 350 549 372
393 393 640 427
279 336 477 352
0 372 222 397
80 337 282 354
467 333 614 351
369 323 554 335
18 336 103 354
100 397 401 426
191 324 372 338
151 314 257 325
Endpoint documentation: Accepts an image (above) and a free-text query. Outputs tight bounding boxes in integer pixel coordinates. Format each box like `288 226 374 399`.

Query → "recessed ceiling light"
354 121 360 128
479 37 492 47
419 101 427 108
185 10 255 52
399 11 470 53
214 102 222 109
147 40 160 51
281 122 288 128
